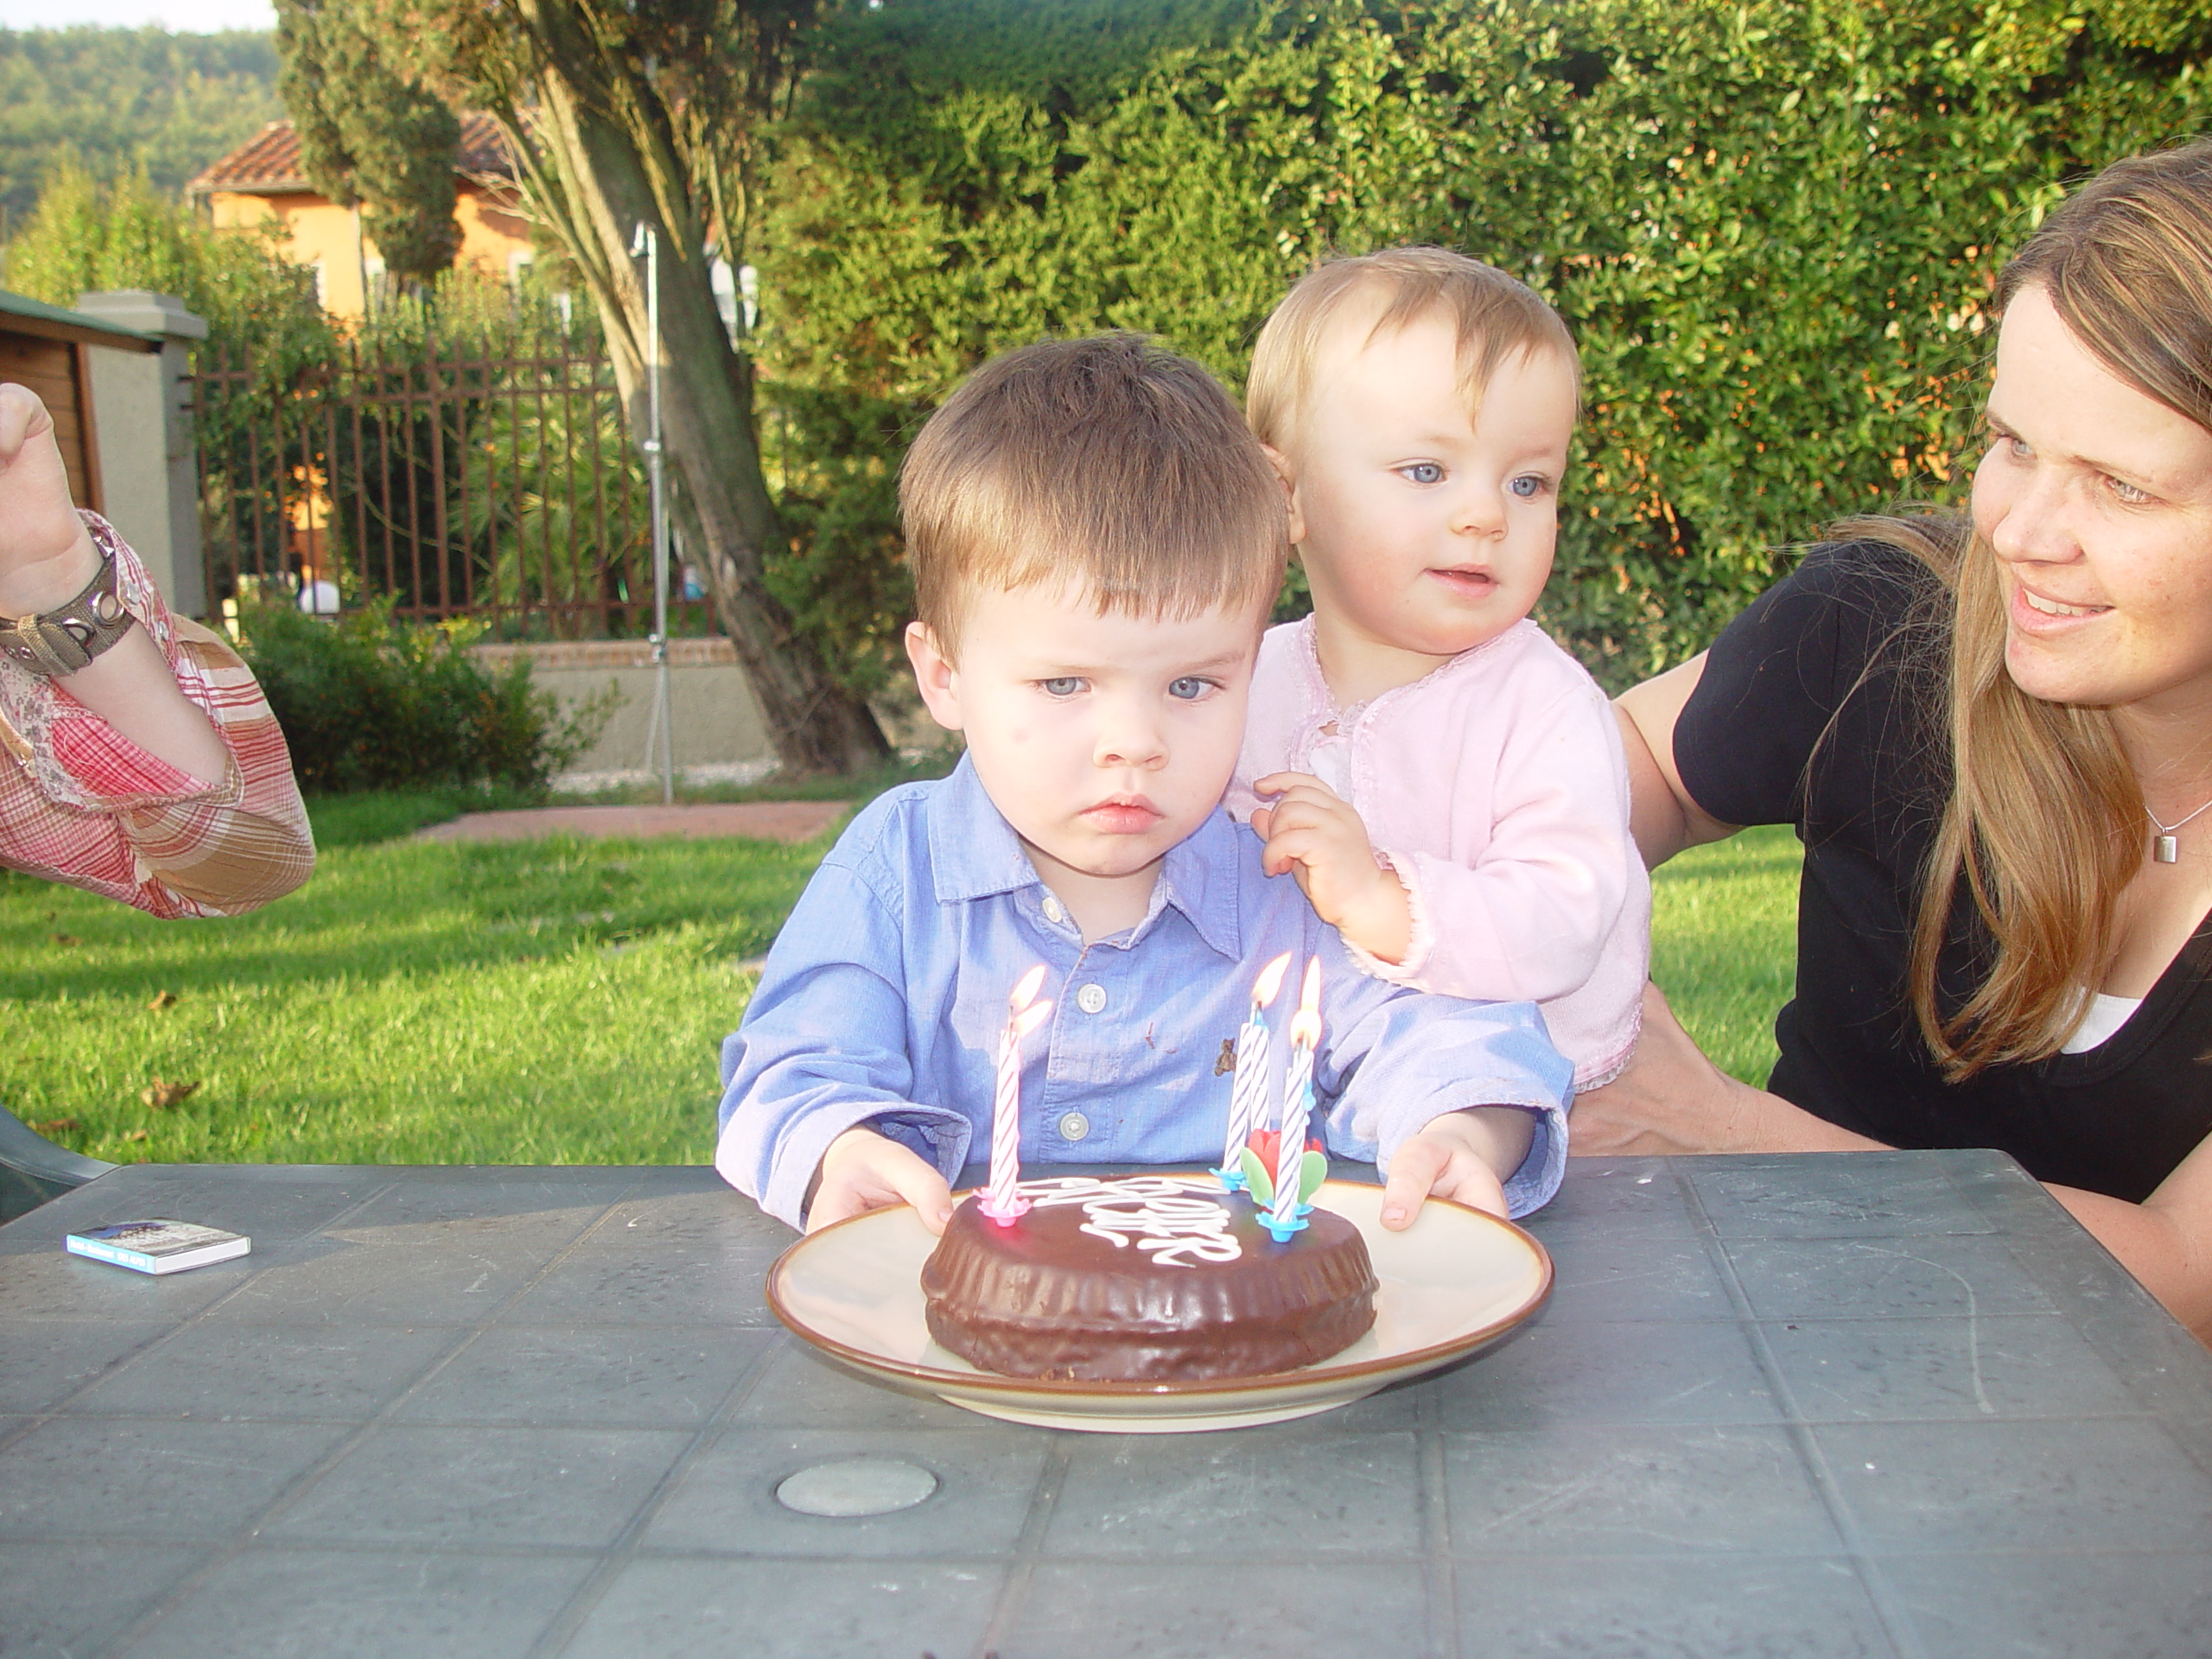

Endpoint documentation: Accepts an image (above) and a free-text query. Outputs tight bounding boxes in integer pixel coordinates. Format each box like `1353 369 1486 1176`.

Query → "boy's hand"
808 1125 956 1236
1380 1105 1536 1229
1249 772 1414 965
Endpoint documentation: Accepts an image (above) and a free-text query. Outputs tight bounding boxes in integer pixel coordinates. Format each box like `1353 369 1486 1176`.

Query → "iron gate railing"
191 335 717 639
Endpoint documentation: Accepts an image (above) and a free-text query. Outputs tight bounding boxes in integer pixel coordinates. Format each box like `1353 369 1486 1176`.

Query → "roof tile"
189 112 515 197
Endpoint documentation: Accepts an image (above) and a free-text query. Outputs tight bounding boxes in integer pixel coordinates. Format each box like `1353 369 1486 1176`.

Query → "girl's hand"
1249 771 1414 964
807 1125 956 1235
1379 1104 1536 1228
0 383 101 617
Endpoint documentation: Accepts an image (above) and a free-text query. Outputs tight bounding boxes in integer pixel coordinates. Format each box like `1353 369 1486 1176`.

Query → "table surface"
5 1150 2212 1659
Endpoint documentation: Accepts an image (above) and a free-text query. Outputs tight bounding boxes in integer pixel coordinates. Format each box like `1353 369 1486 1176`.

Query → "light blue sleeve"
1315 980 1573 1219
715 856 972 1230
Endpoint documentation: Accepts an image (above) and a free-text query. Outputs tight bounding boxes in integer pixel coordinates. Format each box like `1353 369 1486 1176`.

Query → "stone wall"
468 637 773 780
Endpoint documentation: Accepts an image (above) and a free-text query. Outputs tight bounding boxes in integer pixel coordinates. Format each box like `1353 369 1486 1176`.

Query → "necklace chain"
2145 794 2212 863
2145 796 2212 836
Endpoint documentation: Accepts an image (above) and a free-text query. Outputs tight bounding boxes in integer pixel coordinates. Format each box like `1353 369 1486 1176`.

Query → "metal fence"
191 336 718 639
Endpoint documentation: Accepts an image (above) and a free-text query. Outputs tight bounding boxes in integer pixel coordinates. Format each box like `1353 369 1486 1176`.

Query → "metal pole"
632 222 675 805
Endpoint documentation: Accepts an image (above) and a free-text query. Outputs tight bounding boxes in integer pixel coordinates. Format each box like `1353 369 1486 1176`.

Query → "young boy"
1232 249 1650 1091
715 333 1573 1236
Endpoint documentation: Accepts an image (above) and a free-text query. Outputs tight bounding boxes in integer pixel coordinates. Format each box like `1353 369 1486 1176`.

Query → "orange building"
187 113 535 318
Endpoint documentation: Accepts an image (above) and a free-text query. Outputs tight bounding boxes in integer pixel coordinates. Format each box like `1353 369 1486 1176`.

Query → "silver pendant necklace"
2146 796 2212 863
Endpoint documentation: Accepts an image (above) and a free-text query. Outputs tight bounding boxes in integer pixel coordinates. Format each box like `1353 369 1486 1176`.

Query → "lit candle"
980 964 1052 1225
1218 951 1293 1191
1268 957 1323 1240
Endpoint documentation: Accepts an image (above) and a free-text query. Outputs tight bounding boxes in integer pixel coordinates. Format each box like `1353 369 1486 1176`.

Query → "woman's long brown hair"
1872 141 2212 1078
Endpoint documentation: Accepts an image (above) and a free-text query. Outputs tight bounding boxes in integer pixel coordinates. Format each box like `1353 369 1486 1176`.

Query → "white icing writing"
1017 1175 1242 1268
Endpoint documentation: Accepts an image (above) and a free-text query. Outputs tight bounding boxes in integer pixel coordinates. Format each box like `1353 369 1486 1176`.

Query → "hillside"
0 26 282 232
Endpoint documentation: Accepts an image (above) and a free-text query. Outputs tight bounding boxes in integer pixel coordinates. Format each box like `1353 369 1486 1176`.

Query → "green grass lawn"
1647 823 1800 1086
1 804 1802 1168
0 795 828 1166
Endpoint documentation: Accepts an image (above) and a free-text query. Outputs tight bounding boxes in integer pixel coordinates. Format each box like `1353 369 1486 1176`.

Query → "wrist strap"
0 544 134 677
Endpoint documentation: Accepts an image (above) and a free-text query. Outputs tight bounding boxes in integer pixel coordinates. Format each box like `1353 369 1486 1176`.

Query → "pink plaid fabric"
0 515 313 917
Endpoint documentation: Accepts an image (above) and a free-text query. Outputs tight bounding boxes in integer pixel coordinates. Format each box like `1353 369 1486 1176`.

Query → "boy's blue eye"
1403 462 1444 485
1168 677 1211 701
1509 474 1548 499
1039 677 1084 696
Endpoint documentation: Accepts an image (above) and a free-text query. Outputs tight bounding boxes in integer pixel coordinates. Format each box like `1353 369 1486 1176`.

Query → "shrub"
3 164 341 619
757 0 2212 690
2 161 334 410
237 600 612 796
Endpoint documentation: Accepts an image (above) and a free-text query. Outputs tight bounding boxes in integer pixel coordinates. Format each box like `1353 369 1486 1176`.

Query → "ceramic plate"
766 1178 1551 1433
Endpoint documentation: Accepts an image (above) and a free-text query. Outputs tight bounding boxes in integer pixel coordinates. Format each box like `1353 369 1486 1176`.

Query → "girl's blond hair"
1245 246 1579 451
1880 140 2212 1078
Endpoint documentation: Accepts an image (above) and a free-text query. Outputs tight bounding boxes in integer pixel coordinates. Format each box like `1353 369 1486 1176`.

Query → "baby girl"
1231 247 1649 1091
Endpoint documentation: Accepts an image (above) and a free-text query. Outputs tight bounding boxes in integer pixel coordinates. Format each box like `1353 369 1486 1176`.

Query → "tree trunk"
513 30 888 774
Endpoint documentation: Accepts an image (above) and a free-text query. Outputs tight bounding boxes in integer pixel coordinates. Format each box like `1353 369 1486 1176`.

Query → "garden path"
413 801 846 844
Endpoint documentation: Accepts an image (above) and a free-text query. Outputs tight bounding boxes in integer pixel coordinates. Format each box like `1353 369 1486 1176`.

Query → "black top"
1675 539 2212 1202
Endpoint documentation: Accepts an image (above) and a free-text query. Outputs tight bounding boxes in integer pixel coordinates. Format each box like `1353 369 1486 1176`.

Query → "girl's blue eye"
1509 474 1547 499
1168 677 1211 701
1040 677 1083 696
1404 462 1444 485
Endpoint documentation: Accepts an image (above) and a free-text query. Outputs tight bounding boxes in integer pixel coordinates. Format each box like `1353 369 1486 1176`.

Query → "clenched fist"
0 382 100 619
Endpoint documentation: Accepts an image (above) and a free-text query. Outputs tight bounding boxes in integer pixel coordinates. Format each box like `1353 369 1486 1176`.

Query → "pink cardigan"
1230 617 1649 1089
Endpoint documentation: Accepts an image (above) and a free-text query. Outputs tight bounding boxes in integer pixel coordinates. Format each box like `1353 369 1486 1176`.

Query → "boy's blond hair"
1246 246 1580 451
900 333 1287 661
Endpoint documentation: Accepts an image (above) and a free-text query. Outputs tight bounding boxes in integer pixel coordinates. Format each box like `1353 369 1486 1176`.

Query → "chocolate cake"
919 1174 1377 1382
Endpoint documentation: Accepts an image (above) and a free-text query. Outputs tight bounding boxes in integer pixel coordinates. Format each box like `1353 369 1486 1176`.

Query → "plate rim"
766 1175 1554 1402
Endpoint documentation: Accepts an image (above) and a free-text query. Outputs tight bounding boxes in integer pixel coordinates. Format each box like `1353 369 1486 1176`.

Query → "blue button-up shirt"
717 757 1573 1229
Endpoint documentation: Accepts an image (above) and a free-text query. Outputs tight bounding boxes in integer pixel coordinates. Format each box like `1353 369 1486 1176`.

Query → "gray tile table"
4 1150 2212 1658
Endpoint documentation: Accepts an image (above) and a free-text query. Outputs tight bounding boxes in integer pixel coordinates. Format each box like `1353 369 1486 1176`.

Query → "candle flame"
1013 1000 1052 1041
1008 963 1048 1014
1250 951 1292 1008
1289 957 1323 1046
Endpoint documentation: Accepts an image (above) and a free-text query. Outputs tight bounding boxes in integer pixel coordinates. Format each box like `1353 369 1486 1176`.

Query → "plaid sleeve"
0 514 314 917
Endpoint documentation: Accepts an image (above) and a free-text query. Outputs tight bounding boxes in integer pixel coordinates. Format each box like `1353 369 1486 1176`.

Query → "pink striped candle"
981 964 1052 1225
1270 957 1324 1237
1220 951 1293 1187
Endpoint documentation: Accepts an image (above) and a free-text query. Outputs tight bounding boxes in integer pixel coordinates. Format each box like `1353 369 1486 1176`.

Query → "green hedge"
237 601 611 796
757 0 2212 689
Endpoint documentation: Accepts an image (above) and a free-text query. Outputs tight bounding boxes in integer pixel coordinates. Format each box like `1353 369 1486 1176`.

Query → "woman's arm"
2050 1140 2212 1344
1615 652 1743 869
1569 982 1888 1156
1582 986 2212 1346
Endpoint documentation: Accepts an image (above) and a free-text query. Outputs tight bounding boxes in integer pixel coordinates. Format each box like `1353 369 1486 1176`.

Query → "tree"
276 1 461 288
0 26 283 227
276 0 888 773
2 161 331 404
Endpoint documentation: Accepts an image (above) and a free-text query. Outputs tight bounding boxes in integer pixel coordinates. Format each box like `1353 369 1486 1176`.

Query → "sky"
0 0 273 29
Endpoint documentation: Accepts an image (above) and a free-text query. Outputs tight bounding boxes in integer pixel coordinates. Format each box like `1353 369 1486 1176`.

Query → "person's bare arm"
1569 982 1887 1157
0 383 226 782
2049 1135 2212 1344
1582 985 2212 1347
1615 652 1741 869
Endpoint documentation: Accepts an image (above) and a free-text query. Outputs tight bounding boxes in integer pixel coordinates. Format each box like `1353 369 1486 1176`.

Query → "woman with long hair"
1581 139 2212 1340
